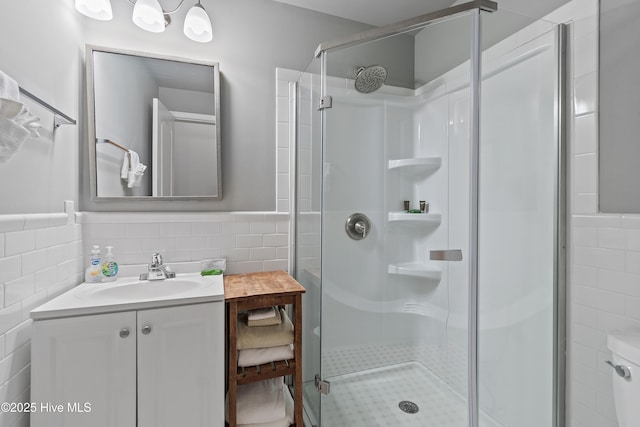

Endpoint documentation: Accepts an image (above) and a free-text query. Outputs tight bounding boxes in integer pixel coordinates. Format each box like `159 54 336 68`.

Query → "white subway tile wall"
275 68 301 213
0 209 288 426
0 212 83 427
79 212 289 275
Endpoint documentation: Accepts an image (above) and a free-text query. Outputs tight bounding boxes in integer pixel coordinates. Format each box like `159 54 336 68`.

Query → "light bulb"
132 0 165 33
75 0 113 20
184 3 212 43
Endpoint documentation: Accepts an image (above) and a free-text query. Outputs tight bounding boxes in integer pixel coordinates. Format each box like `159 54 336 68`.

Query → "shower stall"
292 1 566 426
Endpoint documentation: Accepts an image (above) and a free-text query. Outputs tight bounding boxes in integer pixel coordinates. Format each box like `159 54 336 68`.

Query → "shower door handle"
430 250 463 261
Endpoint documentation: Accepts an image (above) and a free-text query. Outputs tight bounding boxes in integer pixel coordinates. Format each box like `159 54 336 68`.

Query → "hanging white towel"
0 71 41 162
121 150 130 179
127 150 147 188
15 108 41 137
0 71 20 101
120 149 147 188
0 115 30 162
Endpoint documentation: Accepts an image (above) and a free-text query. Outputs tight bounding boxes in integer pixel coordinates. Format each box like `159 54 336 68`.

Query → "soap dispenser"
84 245 103 283
101 246 119 282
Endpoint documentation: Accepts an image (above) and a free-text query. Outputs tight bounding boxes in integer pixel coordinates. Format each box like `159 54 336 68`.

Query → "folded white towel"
239 385 294 427
0 71 19 101
227 377 286 425
248 307 278 321
237 344 294 368
0 115 30 162
237 309 294 350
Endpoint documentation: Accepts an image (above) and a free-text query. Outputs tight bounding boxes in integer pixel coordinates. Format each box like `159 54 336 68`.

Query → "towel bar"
18 87 76 128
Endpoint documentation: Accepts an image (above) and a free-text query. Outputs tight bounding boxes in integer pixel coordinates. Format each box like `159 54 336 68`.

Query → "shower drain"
398 400 419 414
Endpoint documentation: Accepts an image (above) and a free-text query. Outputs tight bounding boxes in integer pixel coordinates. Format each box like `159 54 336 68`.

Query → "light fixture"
75 0 113 20
132 0 166 33
75 0 213 42
184 1 213 43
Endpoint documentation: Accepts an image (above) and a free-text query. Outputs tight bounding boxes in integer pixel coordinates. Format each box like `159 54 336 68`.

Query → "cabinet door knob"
141 325 152 335
119 328 130 338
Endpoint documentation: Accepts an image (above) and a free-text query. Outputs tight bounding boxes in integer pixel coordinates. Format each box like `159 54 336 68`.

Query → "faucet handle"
151 252 163 267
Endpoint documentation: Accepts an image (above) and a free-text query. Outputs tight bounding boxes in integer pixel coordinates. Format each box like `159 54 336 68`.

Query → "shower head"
353 65 387 93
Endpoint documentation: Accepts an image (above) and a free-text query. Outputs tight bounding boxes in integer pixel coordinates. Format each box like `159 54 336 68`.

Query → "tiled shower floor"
309 361 502 427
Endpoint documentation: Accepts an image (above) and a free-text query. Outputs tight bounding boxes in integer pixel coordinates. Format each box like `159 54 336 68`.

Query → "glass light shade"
132 0 165 33
184 4 213 43
75 0 113 20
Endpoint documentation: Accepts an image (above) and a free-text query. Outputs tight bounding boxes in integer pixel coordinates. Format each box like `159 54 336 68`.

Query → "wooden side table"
225 271 305 427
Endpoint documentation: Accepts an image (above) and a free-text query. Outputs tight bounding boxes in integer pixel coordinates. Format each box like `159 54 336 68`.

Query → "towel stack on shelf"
234 307 295 427
237 307 295 367
0 71 41 162
227 377 294 427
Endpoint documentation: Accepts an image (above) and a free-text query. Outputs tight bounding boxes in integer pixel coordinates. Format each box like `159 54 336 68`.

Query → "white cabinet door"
31 311 137 427
137 302 224 427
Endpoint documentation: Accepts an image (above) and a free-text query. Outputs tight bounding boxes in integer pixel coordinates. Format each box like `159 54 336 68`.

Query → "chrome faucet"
139 252 176 281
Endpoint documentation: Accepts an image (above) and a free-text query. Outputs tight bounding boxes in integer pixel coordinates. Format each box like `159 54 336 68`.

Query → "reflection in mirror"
87 46 221 200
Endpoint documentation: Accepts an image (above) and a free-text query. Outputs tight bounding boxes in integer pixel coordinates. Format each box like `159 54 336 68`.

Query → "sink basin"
31 273 225 320
79 278 206 301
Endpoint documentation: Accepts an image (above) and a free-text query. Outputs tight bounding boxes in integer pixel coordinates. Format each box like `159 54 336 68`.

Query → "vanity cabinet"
31 302 224 427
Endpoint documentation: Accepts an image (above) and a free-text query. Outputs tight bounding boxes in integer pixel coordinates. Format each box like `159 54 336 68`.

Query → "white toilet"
606 329 640 427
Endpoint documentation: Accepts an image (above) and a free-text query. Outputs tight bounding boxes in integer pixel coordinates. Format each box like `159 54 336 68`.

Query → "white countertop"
31 272 225 320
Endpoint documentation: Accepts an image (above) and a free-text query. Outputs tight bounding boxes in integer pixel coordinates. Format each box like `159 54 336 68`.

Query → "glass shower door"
294 56 324 426
317 10 477 427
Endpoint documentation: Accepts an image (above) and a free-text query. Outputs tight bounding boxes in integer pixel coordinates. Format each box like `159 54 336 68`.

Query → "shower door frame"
301 1 567 426
314 2 494 426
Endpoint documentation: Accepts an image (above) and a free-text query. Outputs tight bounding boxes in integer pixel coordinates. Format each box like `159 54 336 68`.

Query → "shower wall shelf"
388 157 441 172
388 262 442 280
388 212 441 224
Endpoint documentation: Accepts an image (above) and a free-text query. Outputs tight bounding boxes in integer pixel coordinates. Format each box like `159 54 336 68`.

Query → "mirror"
87 45 221 201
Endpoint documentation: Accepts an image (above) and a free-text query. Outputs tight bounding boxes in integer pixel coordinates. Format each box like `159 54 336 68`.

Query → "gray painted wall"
81 0 374 211
0 1 82 214
599 0 640 212
415 8 542 86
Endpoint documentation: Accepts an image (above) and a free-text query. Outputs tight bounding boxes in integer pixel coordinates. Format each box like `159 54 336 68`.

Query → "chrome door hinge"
318 96 332 110
315 374 330 395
